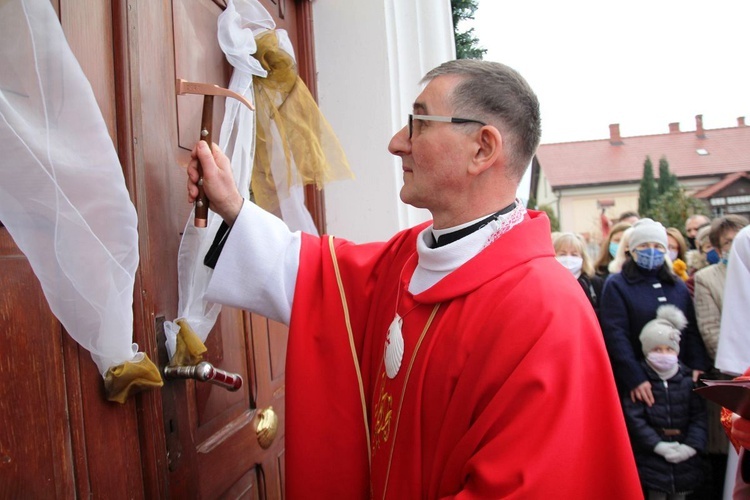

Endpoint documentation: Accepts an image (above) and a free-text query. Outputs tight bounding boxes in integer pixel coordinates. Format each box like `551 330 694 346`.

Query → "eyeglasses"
408 114 486 139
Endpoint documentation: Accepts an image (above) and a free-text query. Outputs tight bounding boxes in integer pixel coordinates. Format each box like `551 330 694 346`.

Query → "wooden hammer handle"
194 95 213 227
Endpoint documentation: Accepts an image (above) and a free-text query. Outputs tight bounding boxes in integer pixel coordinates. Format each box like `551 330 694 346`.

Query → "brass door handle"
255 407 279 449
163 361 243 392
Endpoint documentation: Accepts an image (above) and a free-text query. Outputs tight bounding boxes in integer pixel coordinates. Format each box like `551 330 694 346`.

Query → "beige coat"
693 263 727 361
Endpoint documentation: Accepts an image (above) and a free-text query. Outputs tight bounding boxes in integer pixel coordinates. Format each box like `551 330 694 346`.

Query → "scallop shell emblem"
385 314 404 378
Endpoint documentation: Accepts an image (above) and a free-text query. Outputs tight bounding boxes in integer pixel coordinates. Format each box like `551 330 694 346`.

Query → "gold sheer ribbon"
252 30 353 214
104 356 163 404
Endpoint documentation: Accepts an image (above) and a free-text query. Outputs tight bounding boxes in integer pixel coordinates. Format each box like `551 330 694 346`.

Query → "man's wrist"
222 195 244 226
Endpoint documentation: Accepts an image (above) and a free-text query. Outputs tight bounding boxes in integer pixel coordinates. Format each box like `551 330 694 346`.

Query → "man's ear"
469 126 503 175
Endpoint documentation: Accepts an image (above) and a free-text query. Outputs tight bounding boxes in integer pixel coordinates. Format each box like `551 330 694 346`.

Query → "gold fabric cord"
252 30 353 214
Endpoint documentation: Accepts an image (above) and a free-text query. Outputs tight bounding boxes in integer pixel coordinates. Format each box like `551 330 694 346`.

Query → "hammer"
175 79 255 227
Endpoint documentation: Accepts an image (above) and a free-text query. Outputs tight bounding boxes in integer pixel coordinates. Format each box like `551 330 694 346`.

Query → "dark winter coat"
622 361 707 494
578 273 604 317
599 260 711 393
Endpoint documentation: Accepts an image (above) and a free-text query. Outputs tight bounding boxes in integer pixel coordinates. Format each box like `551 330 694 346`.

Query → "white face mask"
647 352 678 372
556 255 583 277
668 249 679 262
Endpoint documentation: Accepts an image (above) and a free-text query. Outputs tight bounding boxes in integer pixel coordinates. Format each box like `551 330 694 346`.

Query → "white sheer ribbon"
165 0 316 358
0 0 141 375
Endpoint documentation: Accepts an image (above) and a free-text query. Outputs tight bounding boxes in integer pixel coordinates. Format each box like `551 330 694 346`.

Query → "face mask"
635 248 665 270
609 242 619 258
556 255 583 277
686 236 696 250
647 352 679 372
706 249 720 265
668 249 679 262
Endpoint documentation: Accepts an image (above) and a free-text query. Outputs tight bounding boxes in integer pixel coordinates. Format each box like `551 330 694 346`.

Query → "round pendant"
385 314 404 379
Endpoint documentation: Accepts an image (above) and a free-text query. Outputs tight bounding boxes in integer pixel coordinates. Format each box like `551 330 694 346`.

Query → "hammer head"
175 78 254 111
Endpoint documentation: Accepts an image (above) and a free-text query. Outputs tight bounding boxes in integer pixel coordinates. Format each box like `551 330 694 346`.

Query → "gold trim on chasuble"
329 237 441 499
379 302 440 499
329 237 372 468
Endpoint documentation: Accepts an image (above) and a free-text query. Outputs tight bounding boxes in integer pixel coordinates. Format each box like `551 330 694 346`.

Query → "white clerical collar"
410 200 526 295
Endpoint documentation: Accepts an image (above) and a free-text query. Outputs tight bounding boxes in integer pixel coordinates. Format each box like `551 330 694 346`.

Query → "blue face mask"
635 248 666 270
609 242 619 258
706 249 720 265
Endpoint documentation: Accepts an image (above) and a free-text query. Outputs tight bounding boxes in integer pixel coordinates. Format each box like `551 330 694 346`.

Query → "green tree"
638 156 657 216
645 187 710 230
657 156 678 195
451 0 487 59
537 204 560 232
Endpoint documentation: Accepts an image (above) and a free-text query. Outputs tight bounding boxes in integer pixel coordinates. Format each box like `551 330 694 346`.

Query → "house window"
710 197 726 206
727 195 750 205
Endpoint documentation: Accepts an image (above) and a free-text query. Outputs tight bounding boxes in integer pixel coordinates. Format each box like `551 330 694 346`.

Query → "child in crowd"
622 305 707 500
553 232 603 315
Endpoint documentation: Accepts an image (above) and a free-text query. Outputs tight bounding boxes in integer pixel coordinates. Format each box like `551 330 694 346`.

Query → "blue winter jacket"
599 262 710 392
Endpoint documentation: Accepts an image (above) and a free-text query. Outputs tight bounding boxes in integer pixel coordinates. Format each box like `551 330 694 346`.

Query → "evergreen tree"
451 0 487 59
657 156 678 195
537 204 560 232
638 156 657 216
646 187 710 230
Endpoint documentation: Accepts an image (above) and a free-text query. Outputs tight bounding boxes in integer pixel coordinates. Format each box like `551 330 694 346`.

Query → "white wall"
312 0 454 243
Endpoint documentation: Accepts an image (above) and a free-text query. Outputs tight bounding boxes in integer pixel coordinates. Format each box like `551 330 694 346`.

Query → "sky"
467 1 750 145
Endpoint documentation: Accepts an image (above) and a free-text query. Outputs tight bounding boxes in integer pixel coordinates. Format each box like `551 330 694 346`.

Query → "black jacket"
621 361 707 494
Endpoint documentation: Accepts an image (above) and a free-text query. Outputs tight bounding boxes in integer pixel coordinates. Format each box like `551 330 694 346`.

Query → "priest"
188 59 642 498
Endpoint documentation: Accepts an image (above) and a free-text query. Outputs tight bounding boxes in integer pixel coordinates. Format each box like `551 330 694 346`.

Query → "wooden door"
0 0 319 498
123 0 318 497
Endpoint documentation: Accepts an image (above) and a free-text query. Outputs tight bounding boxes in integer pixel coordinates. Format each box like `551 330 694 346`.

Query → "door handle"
163 361 243 392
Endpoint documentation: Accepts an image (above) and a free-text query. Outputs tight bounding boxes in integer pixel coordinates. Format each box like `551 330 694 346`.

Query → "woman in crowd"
608 227 634 275
553 232 604 315
599 218 711 405
666 227 689 281
594 221 632 280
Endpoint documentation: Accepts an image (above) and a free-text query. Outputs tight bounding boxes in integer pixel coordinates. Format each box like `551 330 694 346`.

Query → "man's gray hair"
422 60 541 182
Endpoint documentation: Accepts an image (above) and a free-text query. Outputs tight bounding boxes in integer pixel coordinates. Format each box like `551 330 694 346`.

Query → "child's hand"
654 441 679 459
664 444 696 463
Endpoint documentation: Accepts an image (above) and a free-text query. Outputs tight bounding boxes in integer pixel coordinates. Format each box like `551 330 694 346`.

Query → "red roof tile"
537 125 750 188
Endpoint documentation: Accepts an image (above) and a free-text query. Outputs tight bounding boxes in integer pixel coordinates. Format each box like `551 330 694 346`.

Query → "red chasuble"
285 210 642 499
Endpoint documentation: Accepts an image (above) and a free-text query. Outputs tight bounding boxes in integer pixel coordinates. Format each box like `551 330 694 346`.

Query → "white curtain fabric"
0 0 141 375
165 0 316 358
715 225 750 376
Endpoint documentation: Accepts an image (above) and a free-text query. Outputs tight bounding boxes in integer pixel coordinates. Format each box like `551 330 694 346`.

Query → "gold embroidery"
372 371 393 455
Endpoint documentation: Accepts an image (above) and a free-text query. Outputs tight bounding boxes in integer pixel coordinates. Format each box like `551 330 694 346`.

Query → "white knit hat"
629 218 668 252
640 305 688 355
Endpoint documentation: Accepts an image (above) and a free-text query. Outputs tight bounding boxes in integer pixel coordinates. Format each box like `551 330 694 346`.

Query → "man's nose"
388 125 411 156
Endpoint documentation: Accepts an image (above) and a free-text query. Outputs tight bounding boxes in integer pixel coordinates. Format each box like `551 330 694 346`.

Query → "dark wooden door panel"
0 230 74 498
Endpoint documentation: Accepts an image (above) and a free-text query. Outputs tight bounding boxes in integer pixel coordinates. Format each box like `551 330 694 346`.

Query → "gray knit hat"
629 218 668 252
640 305 688 355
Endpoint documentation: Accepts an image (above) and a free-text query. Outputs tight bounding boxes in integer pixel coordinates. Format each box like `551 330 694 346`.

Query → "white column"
313 0 454 242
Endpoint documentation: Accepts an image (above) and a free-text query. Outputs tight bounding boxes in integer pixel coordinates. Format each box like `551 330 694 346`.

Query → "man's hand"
630 380 655 407
187 141 243 225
